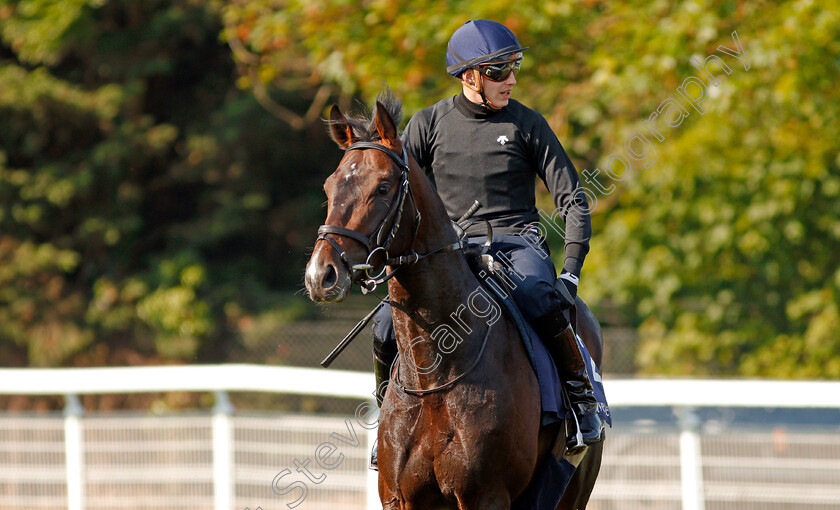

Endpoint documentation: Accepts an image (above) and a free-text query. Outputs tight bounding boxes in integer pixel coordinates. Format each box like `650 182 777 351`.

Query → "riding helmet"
445 19 528 77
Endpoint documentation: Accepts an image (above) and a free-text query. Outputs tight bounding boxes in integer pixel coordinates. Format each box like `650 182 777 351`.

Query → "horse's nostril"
323 264 338 289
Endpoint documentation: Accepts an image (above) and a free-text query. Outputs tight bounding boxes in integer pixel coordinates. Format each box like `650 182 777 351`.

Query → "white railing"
1 365 839 510
601 378 840 510
0 365 377 510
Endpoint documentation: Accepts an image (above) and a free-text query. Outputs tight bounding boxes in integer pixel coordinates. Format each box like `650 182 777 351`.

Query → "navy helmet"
445 20 528 77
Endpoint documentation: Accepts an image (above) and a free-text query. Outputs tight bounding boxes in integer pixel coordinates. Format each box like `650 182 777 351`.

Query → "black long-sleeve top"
401 92 592 275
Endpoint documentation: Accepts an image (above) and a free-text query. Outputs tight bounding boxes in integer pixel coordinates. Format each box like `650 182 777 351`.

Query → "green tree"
538 1 840 379
0 0 330 371
227 0 840 378
3 0 838 381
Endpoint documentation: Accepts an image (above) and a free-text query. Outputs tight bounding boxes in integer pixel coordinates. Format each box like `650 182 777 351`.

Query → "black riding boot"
373 349 393 407
533 312 604 454
369 347 394 470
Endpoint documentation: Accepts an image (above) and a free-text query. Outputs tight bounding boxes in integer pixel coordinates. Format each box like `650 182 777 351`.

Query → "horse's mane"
330 87 403 142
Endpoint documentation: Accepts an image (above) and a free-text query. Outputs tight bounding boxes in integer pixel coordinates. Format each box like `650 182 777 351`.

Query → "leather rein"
316 141 465 293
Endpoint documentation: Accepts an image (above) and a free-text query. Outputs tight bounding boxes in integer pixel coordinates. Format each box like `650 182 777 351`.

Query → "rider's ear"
329 105 354 149
373 101 399 146
463 70 475 86
464 69 482 93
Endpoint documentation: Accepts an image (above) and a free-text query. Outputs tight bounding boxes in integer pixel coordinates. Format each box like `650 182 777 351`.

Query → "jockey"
370 19 603 466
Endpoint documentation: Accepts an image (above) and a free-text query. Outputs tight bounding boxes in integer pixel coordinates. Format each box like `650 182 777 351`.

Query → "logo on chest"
496 135 509 146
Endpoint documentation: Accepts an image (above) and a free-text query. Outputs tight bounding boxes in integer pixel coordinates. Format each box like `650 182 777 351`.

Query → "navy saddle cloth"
479 277 611 428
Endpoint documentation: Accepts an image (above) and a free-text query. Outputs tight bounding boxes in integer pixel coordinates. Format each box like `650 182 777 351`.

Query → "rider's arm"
400 108 436 188
529 116 592 277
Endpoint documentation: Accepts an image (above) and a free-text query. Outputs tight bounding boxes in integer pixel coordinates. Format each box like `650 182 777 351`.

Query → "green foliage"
0 0 104 65
2 0 837 380
557 0 840 378
0 0 324 369
225 0 840 378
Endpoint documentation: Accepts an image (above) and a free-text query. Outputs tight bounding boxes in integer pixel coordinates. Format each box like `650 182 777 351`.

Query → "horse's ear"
373 101 398 146
329 105 354 149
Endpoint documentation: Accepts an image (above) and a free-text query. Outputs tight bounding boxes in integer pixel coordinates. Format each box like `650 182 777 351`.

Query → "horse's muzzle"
305 257 352 303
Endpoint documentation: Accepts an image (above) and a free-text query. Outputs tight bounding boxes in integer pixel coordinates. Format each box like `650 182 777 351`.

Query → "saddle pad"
482 280 612 427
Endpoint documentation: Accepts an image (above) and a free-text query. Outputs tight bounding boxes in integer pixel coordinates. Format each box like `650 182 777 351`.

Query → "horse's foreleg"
380 494 403 510
379 474 401 510
380 495 400 509
456 491 511 510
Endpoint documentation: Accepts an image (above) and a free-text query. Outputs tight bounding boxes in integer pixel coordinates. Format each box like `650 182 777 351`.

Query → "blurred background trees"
1 0 838 381
0 0 332 372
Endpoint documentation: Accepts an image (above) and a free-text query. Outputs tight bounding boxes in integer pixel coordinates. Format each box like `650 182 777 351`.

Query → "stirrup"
566 413 588 455
566 410 603 454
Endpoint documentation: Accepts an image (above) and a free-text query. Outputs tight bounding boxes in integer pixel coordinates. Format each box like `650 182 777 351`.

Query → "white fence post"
213 390 234 510
676 406 705 510
64 393 84 510
366 426 380 510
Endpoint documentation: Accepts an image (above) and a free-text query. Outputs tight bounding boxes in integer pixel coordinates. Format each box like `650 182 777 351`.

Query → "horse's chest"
382 392 509 499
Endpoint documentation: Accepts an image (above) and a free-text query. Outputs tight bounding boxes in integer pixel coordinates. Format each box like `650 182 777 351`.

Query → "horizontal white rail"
604 378 840 408
2 364 839 408
0 364 374 399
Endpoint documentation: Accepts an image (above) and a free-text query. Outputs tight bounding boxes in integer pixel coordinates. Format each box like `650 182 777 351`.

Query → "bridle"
316 141 490 396
316 141 465 293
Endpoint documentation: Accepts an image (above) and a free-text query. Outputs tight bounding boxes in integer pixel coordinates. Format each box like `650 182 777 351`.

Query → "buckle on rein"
351 246 388 295
353 247 423 294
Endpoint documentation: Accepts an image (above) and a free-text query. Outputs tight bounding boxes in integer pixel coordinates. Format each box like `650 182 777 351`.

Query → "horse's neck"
386 170 489 386
388 251 477 325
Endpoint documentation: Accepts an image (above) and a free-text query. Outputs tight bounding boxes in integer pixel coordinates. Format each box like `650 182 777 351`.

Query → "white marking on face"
344 163 358 181
305 261 320 285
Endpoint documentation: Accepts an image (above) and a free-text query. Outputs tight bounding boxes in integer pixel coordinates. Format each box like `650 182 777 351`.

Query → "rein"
391 319 492 396
316 141 464 293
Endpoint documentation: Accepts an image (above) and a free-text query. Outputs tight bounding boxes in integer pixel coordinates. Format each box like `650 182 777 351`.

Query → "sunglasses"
478 56 523 82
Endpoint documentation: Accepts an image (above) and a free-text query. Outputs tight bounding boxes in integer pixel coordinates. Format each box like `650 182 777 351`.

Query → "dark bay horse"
305 97 603 509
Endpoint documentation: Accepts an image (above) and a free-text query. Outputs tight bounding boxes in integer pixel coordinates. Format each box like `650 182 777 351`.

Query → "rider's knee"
512 278 559 322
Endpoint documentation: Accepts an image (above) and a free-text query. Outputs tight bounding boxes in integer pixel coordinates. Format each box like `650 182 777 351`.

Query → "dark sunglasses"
478 57 523 82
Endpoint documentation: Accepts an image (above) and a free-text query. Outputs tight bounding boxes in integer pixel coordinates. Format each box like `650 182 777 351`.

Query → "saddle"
463 243 577 327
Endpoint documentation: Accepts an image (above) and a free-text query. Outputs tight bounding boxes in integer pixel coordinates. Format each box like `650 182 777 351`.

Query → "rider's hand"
554 271 579 309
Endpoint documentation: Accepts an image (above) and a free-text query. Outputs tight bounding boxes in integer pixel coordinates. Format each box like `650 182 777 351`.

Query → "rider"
370 19 603 466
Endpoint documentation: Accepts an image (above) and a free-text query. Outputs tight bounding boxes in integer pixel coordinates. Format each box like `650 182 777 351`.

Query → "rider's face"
462 67 517 108
481 68 517 107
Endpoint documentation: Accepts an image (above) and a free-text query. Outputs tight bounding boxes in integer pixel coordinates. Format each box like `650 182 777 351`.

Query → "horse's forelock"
339 88 403 143
376 88 403 129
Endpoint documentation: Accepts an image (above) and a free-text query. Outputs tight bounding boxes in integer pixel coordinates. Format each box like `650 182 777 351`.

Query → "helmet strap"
464 68 502 111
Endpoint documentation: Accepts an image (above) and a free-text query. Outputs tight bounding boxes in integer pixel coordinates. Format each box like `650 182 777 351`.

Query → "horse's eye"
376 183 390 195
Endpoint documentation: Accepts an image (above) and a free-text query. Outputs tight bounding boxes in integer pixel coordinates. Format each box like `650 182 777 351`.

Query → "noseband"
316 141 464 292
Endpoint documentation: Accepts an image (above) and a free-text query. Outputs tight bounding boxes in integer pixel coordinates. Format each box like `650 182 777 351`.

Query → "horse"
305 96 603 509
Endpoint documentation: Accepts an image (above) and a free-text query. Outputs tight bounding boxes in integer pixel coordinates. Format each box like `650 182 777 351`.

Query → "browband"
346 142 409 171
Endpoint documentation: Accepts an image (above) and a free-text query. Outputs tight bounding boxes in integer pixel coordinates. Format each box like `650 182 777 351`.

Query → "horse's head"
305 97 419 303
